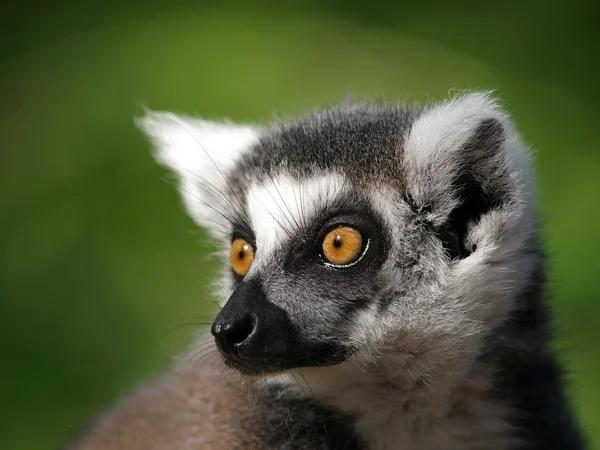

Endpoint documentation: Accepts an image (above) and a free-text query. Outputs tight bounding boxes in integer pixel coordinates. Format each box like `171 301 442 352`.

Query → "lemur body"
70 93 584 449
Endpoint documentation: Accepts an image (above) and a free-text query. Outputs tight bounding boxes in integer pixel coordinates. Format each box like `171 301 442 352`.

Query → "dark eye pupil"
333 236 343 248
238 250 245 260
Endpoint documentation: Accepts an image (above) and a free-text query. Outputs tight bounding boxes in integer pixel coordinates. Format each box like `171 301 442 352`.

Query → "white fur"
141 94 540 449
245 173 348 270
398 92 538 333
300 359 515 450
404 92 532 225
138 111 261 239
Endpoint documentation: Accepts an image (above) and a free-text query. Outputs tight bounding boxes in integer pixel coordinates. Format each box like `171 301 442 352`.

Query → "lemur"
69 92 585 450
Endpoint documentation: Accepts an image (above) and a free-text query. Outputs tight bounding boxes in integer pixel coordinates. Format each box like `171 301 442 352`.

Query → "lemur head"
140 93 537 378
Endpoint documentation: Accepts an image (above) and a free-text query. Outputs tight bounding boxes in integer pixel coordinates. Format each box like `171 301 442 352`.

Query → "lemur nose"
211 314 257 352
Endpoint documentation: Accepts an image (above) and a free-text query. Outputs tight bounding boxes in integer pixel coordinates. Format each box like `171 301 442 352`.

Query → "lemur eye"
322 226 363 266
230 238 255 277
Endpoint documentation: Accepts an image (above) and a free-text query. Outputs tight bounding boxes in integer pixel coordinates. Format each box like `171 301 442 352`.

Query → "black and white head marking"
138 92 586 450
140 93 534 377
64 92 584 450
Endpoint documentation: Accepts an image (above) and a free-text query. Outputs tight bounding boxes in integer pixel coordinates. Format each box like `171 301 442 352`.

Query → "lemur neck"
295 349 514 450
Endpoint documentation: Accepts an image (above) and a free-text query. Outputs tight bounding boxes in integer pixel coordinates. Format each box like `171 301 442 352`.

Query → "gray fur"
69 92 584 450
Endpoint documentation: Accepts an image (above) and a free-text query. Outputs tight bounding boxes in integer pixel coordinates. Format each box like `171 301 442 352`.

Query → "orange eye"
322 226 363 266
230 238 255 277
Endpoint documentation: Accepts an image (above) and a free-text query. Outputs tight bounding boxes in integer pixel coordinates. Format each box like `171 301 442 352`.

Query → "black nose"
211 278 302 374
211 313 257 352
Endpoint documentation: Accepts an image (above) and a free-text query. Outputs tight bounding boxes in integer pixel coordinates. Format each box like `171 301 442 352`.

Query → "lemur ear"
404 92 531 259
137 111 261 239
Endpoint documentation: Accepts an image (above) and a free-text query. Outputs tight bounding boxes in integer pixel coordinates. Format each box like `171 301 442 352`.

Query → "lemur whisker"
160 321 213 339
191 347 219 367
170 164 235 214
253 177 295 239
165 116 248 214
184 175 249 227
187 340 216 355
269 171 303 236
208 278 228 307
161 179 235 233
295 369 316 401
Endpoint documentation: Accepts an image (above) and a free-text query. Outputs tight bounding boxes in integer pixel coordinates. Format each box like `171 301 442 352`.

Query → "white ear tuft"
405 92 505 179
404 92 530 221
137 110 261 239
403 92 535 261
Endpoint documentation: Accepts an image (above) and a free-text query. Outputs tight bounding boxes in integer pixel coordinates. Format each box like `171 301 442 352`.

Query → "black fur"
230 103 422 195
437 118 506 259
483 252 585 449
250 394 365 450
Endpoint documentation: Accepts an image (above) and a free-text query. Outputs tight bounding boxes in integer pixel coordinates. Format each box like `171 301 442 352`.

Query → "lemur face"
141 93 535 376
212 177 390 374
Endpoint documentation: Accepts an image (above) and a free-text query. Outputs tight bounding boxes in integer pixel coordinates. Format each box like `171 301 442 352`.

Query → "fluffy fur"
68 93 584 450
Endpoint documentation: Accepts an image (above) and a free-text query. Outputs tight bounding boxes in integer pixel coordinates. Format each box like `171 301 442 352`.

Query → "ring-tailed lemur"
69 92 584 450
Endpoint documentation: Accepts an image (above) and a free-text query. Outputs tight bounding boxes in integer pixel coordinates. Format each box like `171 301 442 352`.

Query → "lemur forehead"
226 103 422 194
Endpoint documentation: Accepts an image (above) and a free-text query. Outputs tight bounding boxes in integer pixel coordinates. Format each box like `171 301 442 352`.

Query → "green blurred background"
1 1 598 448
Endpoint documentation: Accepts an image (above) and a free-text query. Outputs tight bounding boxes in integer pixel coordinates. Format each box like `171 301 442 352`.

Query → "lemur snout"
211 313 257 351
211 278 288 371
210 277 347 374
